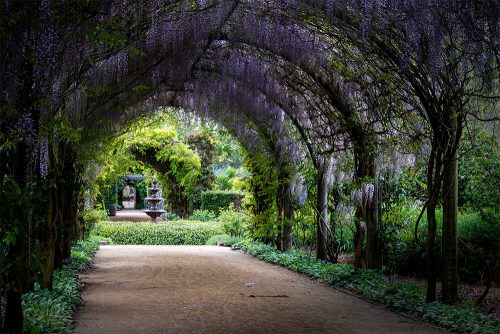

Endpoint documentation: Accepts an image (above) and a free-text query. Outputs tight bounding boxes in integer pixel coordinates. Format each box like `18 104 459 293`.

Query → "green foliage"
65 236 101 272
215 174 232 190
161 212 181 221
381 199 425 274
215 167 238 190
218 205 250 237
187 131 217 210
457 211 499 284
459 125 499 225
22 272 77 334
380 197 498 283
206 234 244 247
190 209 217 221
128 127 201 191
80 208 108 238
22 237 101 333
214 130 244 170
91 221 224 245
201 190 244 214
239 241 499 334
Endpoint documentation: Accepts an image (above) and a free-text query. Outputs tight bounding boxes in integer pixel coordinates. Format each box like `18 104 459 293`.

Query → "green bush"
206 234 244 247
218 206 250 237
380 207 499 283
457 211 499 284
23 237 101 333
190 209 217 221
80 209 108 238
201 190 243 214
239 240 500 334
161 212 181 221
91 221 224 245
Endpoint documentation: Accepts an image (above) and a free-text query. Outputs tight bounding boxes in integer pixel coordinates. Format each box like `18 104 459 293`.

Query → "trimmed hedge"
239 241 500 334
91 221 224 245
201 190 243 214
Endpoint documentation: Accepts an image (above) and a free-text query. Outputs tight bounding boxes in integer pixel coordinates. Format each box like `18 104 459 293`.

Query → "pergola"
0 0 497 330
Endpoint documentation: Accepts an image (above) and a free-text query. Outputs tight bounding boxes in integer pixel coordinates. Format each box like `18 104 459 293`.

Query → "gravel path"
74 245 447 334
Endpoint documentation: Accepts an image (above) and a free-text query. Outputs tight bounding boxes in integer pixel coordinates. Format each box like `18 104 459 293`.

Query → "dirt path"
74 245 446 334
109 209 162 222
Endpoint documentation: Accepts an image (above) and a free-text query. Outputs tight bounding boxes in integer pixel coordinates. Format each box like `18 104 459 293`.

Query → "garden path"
74 245 447 334
109 209 162 222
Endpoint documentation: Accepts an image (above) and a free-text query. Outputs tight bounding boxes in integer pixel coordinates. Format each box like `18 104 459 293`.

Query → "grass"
237 240 500 334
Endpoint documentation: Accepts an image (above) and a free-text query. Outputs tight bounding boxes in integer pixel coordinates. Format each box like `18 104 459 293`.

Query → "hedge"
91 221 224 245
201 190 244 214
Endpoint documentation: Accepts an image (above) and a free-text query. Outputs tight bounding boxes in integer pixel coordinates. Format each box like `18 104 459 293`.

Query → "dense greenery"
190 209 218 221
22 237 101 334
201 190 244 214
91 221 224 245
239 241 499 334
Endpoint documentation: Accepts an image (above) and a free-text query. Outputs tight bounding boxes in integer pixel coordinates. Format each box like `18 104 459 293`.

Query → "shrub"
218 206 250 237
190 209 217 221
206 234 244 247
457 211 499 284
80 208 108 238
91 221 224 245
239 240 500 334
201 190 244 214
161 212 181 221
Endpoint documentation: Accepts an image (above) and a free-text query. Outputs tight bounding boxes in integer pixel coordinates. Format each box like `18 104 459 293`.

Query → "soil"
74 245 447 334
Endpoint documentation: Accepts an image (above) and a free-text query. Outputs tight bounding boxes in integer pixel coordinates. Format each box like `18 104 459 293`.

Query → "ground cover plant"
91 221 224 245
22 236 101 333
238 241 500 334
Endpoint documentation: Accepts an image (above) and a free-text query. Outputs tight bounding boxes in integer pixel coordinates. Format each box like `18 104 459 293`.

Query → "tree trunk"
366 179 380 269
38 182 58 290
353 146 379 269
426 143 441 303
4 288 23 333
276 182 284 251
426 201 438 302
283 182 294 251
441 149 458 304
316 164 329 261
354 215 367 269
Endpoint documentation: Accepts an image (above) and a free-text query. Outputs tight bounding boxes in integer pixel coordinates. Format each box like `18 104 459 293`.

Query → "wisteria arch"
1 0 498 329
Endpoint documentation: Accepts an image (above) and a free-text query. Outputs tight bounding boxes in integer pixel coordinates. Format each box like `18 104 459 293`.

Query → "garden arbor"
1 0 498 331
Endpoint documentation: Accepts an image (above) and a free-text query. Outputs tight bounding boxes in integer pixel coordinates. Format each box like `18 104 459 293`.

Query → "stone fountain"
142 177 166 223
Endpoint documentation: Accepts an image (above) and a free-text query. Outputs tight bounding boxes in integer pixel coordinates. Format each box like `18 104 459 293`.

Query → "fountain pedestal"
142 178 166 223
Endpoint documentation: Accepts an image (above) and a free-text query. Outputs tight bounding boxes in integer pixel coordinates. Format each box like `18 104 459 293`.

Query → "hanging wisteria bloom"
39 137 49 180
351 183 375 207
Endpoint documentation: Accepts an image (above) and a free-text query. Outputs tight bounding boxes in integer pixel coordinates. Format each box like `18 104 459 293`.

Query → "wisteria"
1 2 498 328
39 137 49 180
351 183 375 207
